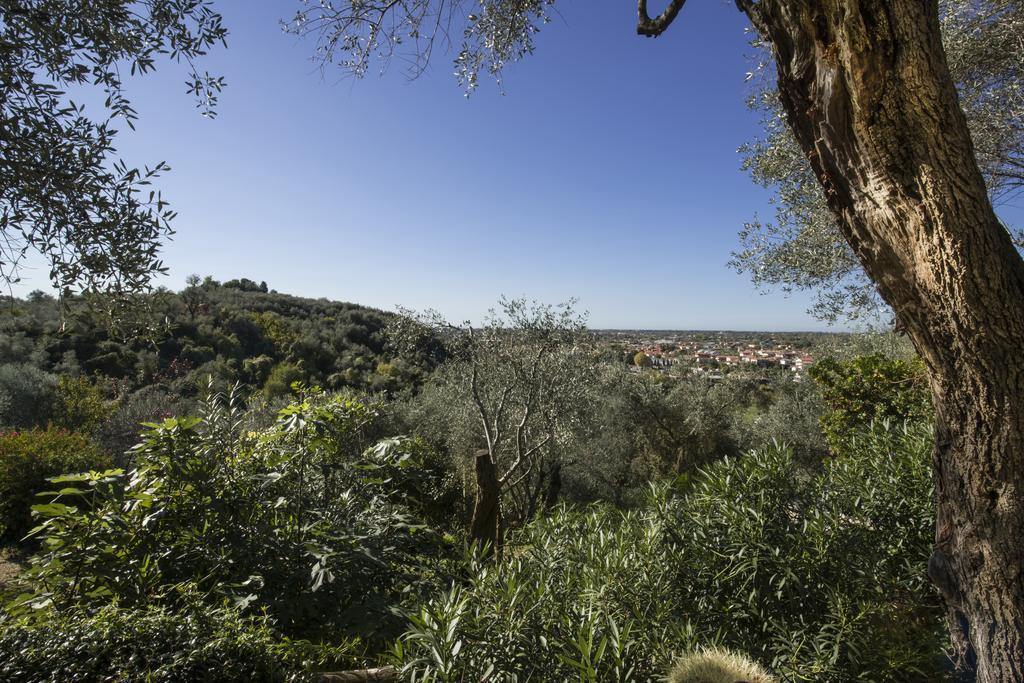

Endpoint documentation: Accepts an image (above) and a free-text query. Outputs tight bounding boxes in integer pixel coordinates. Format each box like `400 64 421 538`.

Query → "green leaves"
395 422 944 682
0 599 362 682
809 354 932 454
9 389 437 646
0 428 112 543
28 503 78 518
396 506 690 681
1 0 227 298
401 586 471 682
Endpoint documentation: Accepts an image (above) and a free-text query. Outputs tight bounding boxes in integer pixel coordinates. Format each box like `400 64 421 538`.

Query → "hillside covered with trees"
0 277 435 440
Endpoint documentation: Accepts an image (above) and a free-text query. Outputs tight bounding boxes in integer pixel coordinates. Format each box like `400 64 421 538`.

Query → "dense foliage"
809 354 932 453
0 428 111 544
0 282 430 449
0 0 987 675
394 422 944 682
10 387 442 642
0 599 353 683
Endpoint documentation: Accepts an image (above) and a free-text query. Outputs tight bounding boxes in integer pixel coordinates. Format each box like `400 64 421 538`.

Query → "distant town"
593 330 846 380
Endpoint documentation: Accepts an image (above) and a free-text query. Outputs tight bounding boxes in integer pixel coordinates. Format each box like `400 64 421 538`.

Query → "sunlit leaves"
9 385 438 642
285 0 554 94
733 0 1024 323
396 423 944 681
1 1 226 298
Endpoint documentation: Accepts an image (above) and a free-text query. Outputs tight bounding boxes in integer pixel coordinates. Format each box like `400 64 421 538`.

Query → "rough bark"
734 1 1024 680
469 448 502 551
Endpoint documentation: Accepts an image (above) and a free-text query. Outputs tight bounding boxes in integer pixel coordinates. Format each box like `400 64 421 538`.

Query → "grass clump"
668 647 775 683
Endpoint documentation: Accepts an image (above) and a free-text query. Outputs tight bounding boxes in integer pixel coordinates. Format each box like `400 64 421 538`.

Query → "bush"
0 363 56 429
809 354 931 454
94 385 194 460
395 505 697 682
51 375 117 434
0 597 358 682
179 343 217 365
244 354 275 386
0 428 111 544
394 422 947 682
15 388 439 644
264 363 305 398
731 376 828 466
673 422 945 681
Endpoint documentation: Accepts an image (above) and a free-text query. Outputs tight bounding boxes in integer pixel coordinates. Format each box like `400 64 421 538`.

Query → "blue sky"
14 1 1023 330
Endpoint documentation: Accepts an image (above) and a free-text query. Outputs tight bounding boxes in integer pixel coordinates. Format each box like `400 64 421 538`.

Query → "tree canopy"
1 0 225 297
731 0 1024 322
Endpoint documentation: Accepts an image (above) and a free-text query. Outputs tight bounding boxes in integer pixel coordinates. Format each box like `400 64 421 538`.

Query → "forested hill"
0 277 431 432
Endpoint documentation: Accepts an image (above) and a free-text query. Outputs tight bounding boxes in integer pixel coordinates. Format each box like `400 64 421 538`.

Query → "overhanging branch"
637 0 688 37
637 0 761 37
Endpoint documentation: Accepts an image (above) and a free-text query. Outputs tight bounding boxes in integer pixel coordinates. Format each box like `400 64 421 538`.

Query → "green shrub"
809 354 931 454
82 343 136 378
394 422 947 682
244 354 275 386
94 385 194 460
51 375 118 434
674 422 945 681
0 596 358 682
0 363 56 429
179 343 217 365
731 376 828 466
264 363 305 398
0 428 111 543
395 505 697 682
14 388 438 644
365 436 463 530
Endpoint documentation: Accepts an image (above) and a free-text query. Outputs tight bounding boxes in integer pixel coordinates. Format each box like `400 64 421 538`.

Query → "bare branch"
468 326 495 461
502 432 552 486
636 0 688 37
500 344 550 483
506 434 552 489
492 384 513 450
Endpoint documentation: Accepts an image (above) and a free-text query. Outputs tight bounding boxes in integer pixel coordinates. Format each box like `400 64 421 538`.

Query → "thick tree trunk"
742 2 1024 680
469 448 502 551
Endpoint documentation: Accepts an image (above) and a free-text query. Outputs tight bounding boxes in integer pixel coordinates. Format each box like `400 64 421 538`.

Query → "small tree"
394 298 590 549
810 354 932 454
181 275 206 320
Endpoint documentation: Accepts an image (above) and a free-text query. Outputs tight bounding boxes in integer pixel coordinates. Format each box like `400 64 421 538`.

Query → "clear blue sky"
14 0 1023 330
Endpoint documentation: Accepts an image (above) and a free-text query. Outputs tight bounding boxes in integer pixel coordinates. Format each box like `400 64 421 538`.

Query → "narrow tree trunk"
469 448 502 551
543 462 562 510
743 2 1024 679
525 470 542 521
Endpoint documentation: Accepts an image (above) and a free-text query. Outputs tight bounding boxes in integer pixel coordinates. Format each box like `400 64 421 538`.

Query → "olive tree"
725 4 1024 678
1 1 226 298
731 0 1024 324
392 298 591 550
